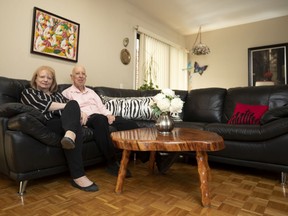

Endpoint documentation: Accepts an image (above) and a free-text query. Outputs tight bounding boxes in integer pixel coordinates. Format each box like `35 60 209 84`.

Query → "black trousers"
46 100 85 179
86 114 139 163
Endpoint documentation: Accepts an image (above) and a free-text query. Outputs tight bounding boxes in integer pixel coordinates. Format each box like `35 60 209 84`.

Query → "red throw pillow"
228 103 269 125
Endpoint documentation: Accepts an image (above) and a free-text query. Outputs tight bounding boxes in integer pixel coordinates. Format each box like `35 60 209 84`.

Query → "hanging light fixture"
190 26 210 55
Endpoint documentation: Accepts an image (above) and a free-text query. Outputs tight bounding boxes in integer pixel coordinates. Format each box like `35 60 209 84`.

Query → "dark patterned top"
21 88 68 120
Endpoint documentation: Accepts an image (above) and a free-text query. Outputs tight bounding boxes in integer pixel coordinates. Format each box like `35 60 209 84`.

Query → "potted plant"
138 56 159 90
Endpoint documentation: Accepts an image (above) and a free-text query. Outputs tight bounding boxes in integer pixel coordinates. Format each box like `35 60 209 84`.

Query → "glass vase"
155 112 175 134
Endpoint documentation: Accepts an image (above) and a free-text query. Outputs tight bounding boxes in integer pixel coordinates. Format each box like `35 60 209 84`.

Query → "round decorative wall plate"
120 48 131 65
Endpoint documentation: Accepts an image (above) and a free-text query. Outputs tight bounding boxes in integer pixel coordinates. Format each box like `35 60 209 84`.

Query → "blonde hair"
30 66 58 93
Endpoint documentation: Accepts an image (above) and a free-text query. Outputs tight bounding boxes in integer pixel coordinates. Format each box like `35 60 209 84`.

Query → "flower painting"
31 7 80 62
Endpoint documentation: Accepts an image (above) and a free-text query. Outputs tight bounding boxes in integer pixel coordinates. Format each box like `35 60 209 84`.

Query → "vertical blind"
136 29 188 90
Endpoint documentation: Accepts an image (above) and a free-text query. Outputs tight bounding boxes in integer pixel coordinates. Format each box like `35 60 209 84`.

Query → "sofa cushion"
101 96 154 120
101 95 183 121
183 88 226 123
228 103 268 125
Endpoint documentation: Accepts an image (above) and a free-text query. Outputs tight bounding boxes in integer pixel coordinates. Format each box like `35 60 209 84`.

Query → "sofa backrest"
183 88 227 123
0 76 30 105
222 85 288 122
94 86 143 97
94 87 187 101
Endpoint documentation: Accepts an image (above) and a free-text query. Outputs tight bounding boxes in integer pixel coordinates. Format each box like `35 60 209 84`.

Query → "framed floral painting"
30 7 80 62
248 43 288 86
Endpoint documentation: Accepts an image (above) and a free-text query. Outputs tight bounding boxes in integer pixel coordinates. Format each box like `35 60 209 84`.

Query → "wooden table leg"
148 151 156 174
115 149 131 194
196 151 211 207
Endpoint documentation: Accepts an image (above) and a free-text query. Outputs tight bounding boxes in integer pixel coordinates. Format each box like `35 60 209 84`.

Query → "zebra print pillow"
100 96 154 120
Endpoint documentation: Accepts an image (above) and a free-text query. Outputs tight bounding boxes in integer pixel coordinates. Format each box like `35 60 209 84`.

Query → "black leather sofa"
1 76 288 194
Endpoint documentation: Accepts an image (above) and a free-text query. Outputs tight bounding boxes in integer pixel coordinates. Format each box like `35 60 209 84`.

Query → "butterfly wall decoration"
194 61 208 75
182 61 208 76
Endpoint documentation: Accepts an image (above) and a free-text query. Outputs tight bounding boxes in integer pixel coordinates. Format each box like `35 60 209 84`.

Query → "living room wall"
0 0 184 89
185 15 288 89
1 1 287 90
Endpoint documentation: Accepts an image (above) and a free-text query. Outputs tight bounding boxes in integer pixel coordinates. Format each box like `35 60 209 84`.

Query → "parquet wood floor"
0 160 287 216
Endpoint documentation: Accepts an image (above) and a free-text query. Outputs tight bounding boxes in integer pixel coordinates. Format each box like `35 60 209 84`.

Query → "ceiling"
125 0 288 35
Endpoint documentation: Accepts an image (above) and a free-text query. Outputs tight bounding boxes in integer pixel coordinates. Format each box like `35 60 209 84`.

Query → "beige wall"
0 0 287 90
185 16 288 89
0 0 184 88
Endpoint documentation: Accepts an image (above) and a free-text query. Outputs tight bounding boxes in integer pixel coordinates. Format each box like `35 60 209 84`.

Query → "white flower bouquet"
150 89 184 117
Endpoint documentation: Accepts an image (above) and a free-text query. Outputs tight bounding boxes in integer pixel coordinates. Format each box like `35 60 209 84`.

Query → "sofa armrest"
0 117 9 175
0 103 46 123
205 118 288 141
260 106 288 124
8 113 61 147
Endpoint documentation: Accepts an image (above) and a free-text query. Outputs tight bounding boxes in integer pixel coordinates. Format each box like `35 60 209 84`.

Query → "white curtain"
136 32 188 90
169 46 188 90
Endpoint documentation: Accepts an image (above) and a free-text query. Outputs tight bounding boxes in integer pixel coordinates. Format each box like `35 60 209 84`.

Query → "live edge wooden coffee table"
111 127 224 207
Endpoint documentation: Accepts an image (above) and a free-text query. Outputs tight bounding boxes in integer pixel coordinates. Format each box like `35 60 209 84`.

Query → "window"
135 31 188 90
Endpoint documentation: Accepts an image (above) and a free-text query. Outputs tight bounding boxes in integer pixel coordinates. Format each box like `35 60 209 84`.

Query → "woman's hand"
48 102 66 111
107 114 115 124
81 112 88 125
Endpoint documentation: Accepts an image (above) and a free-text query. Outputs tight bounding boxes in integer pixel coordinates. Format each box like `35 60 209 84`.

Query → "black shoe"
106 161 132 178
61 137 75 149
71 180 99 192
156 153 179 174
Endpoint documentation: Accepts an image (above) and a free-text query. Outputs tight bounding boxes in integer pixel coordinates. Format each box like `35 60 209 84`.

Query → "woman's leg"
61 101 88 178
61 100 80 136
46 117 86 179
47 101 97 191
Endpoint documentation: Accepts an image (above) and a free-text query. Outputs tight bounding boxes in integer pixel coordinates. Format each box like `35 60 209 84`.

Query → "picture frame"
248 43 288 86
31 7 80 62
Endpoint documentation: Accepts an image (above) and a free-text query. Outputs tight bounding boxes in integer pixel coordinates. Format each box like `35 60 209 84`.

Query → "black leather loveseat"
1 76 288 194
